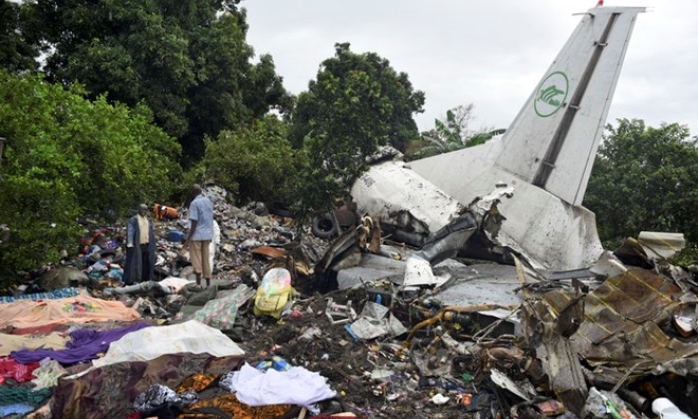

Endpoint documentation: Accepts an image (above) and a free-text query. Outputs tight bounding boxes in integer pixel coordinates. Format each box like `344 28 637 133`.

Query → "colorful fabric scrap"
175 374 218 393
0 332 69 356
188 284 255 331
11 322 150 365
0 295 140 329
51 353 244 419
177 394 294 419
0 386 52 408
0 287 84 304
0 356 39 383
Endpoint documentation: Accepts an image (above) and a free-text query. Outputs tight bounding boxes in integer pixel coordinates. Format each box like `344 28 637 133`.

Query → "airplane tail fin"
494 6 645 205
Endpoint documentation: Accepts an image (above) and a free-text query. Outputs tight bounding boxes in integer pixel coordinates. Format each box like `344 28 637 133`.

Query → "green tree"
28 0 291 160
289 42 424 214
0 71 181 283
199 116 303 206
584 118 698 247
0 1 40 73
409 104 505 160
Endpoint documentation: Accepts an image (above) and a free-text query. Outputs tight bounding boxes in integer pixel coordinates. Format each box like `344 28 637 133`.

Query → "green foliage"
201 116 302 206
0 0 40 73
670 244 698 267
0 71 181 282
584 118 698 248
290 42 424 154
289 43 424 214
408 104 505 160
27 0 291 160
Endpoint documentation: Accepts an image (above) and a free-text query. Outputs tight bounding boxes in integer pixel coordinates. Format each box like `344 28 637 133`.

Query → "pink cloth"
0 356 39 383
0 296 140 329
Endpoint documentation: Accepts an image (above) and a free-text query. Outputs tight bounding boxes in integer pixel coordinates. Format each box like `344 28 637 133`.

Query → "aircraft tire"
312 212 338 239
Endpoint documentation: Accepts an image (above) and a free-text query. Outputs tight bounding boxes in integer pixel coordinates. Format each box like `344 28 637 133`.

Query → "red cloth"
10 323 69 336
0 356 39 383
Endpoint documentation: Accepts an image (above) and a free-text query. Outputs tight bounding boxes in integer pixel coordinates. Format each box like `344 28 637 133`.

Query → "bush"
202 116 302 207
585 119 698 245
0 72 181 285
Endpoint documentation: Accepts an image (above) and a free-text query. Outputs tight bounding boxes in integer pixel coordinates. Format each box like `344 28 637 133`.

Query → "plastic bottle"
652 398 691 419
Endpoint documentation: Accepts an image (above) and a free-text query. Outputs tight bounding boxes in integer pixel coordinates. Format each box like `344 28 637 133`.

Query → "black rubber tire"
312 212 338 239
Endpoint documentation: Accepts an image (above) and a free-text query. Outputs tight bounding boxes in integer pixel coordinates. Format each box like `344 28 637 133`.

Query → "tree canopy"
290 42 425 154
199 116 303 206
25 0 292 160
0 71 180 281
584 118 698 246
288 43 424 215
409 104 505 160
0 1 40 73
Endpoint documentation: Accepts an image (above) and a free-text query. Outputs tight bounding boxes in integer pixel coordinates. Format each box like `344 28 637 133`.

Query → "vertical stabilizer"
495 6 645 205
405 6 646 269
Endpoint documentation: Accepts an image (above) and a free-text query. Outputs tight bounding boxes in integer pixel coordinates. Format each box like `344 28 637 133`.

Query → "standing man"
124 203 156 285
184 184 214 287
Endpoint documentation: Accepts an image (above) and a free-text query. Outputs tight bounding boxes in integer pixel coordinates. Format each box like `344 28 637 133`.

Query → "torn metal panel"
315 228 359 276
612 237 653 269
336 253 406 289
541 268 698 385
637 231 686 261
402 257 440 288
432 264 535 308
490 369 537 402
589 251 628 279
522 291 588 416
415 211 477 266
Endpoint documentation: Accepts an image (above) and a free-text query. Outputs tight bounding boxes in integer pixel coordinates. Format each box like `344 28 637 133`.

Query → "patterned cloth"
31 360 68 389
0 287 83 304
175 374 219 393
188 285 255 331
51 353 244 419
0 332 69 356
177 394 294 419
0 295 140 329
0 356 39 383
0 387 52 408
133 384 198 413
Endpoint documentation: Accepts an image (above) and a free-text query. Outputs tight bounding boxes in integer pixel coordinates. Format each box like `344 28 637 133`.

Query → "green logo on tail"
534 71 569 117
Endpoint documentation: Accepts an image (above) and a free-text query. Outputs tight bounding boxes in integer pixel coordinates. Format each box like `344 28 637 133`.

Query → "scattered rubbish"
652 397 692 419
325 298 356 325
429 393 450 405
1 157 697 419
254 268 295 318
348 302 407 340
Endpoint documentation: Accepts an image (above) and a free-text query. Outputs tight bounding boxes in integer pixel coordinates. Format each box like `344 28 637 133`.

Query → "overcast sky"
243 0 698 136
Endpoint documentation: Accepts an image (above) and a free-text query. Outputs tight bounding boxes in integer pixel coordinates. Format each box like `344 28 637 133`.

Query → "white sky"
244 0 698 136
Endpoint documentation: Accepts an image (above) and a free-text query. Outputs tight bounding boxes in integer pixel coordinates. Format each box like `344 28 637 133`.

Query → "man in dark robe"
124 203 156 284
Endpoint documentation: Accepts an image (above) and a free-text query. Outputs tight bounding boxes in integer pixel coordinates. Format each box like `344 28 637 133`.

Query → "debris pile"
1 184 697 419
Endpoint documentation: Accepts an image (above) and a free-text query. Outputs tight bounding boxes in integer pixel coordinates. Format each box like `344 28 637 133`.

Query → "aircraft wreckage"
345 5 647 273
